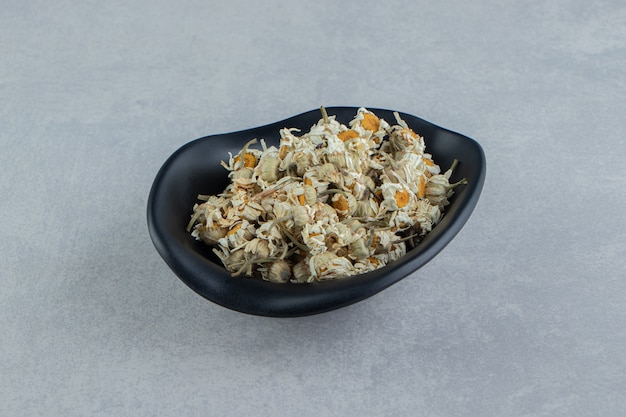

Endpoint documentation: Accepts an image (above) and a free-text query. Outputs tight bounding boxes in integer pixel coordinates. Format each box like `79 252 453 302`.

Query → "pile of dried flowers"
187 107 466 283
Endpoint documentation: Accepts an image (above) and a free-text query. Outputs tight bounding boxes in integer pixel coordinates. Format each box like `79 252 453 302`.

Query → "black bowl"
147 107 486 317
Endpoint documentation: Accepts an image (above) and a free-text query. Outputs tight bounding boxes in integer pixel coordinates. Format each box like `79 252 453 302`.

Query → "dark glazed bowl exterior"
147 107 486 317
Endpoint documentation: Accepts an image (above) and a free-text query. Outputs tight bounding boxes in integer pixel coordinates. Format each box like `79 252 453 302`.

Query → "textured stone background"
2 1 625 416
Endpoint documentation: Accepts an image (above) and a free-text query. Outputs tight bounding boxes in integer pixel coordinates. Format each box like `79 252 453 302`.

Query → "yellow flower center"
234 153 257 168
418 176 426 198
242 153 257 168
227 223 242 236
337 129 359 142
332 194 350 211
361 113 380 132
394 189 410 208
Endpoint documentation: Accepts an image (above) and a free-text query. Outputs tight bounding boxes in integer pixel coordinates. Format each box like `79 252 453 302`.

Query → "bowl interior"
147 107 486 317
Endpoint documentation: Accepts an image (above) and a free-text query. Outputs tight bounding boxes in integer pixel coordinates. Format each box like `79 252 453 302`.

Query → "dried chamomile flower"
187 107 466 282
266 260 292 283
291 260 312 283
192 223 227 246
330 192 358 218
354 198 379 218
380 182 413 211
425 160 468 208
256 151 282 184
313 202 339 223
350 107 390 145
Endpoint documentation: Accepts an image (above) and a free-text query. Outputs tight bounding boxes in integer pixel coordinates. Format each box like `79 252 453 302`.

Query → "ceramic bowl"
147 107 486 317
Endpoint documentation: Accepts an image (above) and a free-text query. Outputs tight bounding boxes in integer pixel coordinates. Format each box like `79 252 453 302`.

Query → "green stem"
449 159 459 173
450 178 468 189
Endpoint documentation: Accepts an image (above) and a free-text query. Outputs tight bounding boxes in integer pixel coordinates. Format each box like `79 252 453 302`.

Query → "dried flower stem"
320 106 329 125
450 178 468 189
186 210 202 232
277 222 309 252
449 159 459 173
250 177 294 201
392 233 420 244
